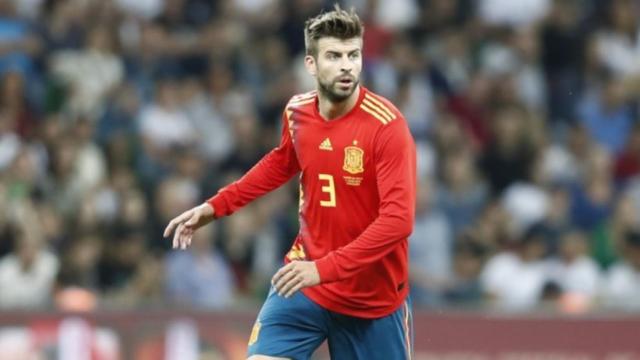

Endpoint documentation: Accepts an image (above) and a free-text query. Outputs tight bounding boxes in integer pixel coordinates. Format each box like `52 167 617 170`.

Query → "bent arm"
207 113 300 217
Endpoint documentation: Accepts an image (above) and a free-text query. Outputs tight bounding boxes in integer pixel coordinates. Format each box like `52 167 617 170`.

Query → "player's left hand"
272 261 320 298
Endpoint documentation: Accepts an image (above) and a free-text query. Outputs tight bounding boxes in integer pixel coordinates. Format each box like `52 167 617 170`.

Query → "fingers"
180 226 193 249
271 262 293 287
164 218 178 238
272 262 310 298
163 210 190 238
164 209 201 245
172 223 194 249
282 276 304 298
273 264 297 296
172 223 182 249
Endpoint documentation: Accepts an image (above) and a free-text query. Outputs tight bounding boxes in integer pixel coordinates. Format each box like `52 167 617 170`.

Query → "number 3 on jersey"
318 174 336 207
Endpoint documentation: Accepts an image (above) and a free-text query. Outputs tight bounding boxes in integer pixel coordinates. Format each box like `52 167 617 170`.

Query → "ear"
304 55 317 77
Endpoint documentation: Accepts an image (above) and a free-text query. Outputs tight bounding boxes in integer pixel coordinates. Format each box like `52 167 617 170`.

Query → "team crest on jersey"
248 321 261 346
343 141 364 174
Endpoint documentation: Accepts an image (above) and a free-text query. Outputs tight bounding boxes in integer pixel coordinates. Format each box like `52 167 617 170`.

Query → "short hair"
304 4 364 57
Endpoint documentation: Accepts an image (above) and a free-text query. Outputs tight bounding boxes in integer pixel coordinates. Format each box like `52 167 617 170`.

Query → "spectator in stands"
50 24 123 117
602 231 640 310
97 226 146 292
138 76 196 165
444 238 487 305
0 1 42 77
480 225 549 310
541 0 588 124
569 148 614 232
219 202 281 298
548 230 601 303
70 117 107 196
0 71 38 139
138 79 197 186
180 75 234 165
154 176 200 250
96 82 140 147
614 123 640 183
0 216 59 309
43 135 86 218
479 103 538 196
436 147 488 236
57 234 103 291
409 177 454 307
576 70 634 155
165 222 235 309
105 254 164 308
591 196 638 269
592 0 640 78
528 185 571 256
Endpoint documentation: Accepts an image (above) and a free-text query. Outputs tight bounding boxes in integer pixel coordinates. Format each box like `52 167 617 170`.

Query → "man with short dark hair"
164 5 416 359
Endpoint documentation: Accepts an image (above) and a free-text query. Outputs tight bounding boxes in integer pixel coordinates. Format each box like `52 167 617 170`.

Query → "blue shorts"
247 287 413 360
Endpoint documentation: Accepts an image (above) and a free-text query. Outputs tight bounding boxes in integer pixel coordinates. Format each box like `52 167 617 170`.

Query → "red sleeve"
207 112 300 217
314 118 417 283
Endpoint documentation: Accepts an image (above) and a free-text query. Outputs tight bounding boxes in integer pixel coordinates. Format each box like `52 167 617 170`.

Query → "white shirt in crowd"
480 252 548 311
478 0 550 27
547 256 602 299
138 105 197 150
0 250 59 309
602 262 640 311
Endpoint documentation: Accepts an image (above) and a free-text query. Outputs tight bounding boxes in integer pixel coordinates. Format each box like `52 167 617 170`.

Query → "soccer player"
163 5 416 359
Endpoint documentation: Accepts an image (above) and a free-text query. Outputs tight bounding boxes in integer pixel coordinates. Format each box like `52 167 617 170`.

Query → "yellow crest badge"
343 141 364 174
248 321 261 346
286 243 306 261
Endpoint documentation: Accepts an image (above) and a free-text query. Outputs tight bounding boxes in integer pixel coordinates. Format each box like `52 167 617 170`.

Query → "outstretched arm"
164 111 300 248
206 114 300 218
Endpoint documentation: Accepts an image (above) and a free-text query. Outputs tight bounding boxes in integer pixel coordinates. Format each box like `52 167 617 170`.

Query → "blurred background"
1 0 640 358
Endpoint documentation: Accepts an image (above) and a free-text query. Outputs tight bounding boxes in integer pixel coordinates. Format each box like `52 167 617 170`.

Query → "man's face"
306 37 363 102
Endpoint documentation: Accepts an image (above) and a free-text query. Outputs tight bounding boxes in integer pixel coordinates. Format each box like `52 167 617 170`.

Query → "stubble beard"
318 77 359 103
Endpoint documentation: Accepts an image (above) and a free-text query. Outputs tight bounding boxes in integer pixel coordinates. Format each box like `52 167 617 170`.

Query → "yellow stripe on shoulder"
285 109 294 139
360 103 388 125
364 93 396 120
362 99 393 122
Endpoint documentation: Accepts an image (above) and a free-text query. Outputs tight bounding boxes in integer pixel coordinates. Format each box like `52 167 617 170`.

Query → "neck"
318 86 360 121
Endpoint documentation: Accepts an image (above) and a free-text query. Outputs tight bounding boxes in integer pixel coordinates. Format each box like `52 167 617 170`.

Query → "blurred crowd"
0 0 640 314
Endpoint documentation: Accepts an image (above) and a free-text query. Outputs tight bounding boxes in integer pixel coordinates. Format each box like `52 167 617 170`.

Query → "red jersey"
208 87 416 318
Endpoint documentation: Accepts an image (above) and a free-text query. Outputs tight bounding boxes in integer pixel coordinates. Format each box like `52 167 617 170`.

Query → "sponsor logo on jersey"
319 138 333 151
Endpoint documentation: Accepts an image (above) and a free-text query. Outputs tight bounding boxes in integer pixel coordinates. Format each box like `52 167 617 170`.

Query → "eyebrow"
325 49 361 56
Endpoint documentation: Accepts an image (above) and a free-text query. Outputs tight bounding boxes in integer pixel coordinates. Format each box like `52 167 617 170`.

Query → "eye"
349 52 360 60
326 53 338 60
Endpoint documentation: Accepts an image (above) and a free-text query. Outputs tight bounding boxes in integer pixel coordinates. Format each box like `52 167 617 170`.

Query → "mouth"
337 77 355 88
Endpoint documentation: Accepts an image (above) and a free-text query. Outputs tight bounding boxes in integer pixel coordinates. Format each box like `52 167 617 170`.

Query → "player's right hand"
163 203 215 249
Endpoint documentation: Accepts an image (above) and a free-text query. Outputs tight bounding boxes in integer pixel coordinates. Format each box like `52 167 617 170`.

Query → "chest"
291 117 377 177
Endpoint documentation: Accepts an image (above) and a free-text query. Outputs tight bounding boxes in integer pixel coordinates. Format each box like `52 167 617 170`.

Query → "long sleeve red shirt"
208 87 416 318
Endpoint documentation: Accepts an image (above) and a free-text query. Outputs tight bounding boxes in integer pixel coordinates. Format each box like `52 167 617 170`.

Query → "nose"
340 56 353 73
